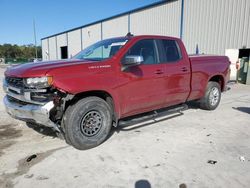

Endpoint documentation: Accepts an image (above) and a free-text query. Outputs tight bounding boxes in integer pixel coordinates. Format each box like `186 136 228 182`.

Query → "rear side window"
124 39 157 65
161 40 182 63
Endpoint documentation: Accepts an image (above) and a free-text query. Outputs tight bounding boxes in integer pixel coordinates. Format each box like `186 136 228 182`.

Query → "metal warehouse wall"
42 0 250 60
130 0 181 37
68 29 82 58
183 0 250 55
102 15 128 39
41 39 48 60
48 37 57 60
81 24 102 49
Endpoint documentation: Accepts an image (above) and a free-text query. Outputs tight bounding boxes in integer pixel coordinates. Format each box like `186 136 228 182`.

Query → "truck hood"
5 59 94 78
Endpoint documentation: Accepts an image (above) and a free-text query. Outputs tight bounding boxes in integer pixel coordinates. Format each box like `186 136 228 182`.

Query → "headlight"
24 76 53 88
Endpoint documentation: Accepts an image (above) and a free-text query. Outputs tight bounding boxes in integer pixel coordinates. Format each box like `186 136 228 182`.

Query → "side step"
118 103 188 127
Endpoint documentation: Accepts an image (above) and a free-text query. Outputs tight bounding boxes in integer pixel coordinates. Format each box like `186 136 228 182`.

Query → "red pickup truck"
3 35 230 149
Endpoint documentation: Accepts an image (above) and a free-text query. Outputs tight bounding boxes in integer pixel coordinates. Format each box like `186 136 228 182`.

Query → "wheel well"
65 90 116 117
209 75 224 91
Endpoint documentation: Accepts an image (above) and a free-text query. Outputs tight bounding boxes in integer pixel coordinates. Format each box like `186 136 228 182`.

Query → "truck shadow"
26 122 58 138
185 101 200 109
232 107 250 114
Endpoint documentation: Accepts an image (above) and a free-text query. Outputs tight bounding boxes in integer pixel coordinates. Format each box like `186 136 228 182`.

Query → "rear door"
158 39 191 105
119 39 167 116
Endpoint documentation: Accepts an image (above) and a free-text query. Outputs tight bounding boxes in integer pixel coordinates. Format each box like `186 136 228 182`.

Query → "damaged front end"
3 76 72 133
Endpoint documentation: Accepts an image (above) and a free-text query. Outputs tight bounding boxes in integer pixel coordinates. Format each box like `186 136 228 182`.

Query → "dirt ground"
0 66 250 188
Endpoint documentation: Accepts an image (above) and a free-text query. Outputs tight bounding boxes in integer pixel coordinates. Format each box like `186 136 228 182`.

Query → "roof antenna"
126 32 133 37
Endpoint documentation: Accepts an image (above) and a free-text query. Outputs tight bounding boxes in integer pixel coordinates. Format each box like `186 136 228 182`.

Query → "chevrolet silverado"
3 35 230 149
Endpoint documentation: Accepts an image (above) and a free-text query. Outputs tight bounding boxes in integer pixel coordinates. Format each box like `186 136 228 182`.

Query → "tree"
0 44 42 60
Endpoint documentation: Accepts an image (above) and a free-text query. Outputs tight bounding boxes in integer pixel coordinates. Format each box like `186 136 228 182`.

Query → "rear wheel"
199 81 221 110
63 97 112 150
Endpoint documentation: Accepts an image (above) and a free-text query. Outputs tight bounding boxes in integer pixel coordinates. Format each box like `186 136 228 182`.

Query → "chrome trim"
8 85 21 94
24 92 31 101
3 96 59 131
124 55 144 65
23 88 47 92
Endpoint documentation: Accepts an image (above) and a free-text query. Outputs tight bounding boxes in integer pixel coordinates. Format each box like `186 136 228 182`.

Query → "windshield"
73 38 129 61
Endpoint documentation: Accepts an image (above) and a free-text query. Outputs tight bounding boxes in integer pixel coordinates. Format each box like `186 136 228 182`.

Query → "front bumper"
4 96 59 131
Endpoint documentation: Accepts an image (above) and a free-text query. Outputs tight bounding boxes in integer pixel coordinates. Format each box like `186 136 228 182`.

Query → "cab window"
124 39 158 65
161 39 182 63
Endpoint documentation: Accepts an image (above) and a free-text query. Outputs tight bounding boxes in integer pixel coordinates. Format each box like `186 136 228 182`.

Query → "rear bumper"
3 96 59 131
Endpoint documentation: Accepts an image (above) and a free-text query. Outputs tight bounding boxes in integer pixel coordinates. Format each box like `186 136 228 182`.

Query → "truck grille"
5 77 55 104
7 95 30 105
5 77 24 88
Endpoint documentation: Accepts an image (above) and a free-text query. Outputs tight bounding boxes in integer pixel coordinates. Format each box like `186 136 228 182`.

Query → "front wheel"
199 81 221 110
63 97 112 150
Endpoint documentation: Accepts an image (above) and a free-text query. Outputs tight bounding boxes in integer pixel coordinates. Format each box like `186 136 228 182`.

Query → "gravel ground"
0 67 250 188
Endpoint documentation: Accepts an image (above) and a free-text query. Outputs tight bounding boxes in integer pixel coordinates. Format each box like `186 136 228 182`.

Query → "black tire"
199 81 221 110
61 105 74 145
63 97 112 150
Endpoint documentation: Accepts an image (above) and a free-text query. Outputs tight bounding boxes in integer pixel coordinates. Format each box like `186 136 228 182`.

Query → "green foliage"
0 44 42 59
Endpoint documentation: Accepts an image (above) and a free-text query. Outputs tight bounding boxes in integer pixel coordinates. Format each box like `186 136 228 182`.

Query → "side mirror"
122 55 143 71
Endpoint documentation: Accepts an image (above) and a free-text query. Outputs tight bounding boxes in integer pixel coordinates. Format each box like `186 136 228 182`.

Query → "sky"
0 0 160 45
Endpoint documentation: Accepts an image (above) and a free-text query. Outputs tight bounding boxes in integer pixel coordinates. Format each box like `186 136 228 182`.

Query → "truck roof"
107 35 181 41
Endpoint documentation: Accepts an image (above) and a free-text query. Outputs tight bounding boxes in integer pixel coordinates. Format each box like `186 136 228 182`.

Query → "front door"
118 39 167 116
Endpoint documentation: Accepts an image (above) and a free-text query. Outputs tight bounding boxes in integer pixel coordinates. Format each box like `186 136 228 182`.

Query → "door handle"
181 67 188 72
154 70 164 74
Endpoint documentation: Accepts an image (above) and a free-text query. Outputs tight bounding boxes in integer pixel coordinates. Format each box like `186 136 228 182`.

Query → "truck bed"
187 54 230 101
